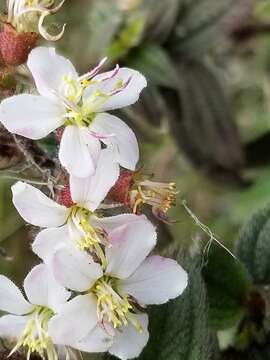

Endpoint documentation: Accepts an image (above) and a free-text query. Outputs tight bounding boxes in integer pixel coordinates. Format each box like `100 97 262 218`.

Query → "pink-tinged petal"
0 276 33 315
72 325 113 353
70 148 119 211
105 219 157 279
49 294 98 345
27 47 78 99
84 68 147 112
12 182 68 228
52 247 102 292
91 213 145 234
91 113 139 170
119 256 188 305
0 314 28 341
109 314 149 360
0 94 65 140
59 126 101 178
23 264 70 312
32 225 70 262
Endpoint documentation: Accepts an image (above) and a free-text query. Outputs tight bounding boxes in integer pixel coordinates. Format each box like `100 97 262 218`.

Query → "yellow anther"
92 276 143 332
82 79 90 88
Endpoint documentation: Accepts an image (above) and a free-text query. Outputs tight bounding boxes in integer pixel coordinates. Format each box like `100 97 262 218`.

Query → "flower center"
68 206 108 268
61 72 130 129
10 306 56 360
92 276 143 333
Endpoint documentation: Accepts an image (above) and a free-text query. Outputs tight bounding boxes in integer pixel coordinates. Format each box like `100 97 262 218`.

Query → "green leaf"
162 60 244 183
203 245 252 330
236 204 270 285
103 252 216 360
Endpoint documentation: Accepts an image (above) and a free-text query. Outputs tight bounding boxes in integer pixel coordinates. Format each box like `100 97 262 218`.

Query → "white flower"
7 0 66 40
0 263 71 360
10 148 148 266
49 220 188 360
0 47 146 177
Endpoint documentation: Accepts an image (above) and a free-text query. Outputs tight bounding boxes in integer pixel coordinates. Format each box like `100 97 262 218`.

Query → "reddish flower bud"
107 170 134 206
57 182 74 208
0 23 38 66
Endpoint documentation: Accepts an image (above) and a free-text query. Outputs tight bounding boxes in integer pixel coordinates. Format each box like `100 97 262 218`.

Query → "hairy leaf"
236 204 270 285
203 245 251 330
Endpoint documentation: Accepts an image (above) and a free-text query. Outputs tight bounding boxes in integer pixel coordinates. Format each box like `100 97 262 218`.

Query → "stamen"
92 277 138 330
108 76 132 96
68 207 108 269
100 64 120 82
38 11 66 41
130 179 178 220
10 306 57 360
8 0 66 40
79 57 108 82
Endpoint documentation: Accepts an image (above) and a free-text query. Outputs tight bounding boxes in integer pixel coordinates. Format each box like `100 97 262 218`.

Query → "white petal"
67 217 85 246
24 264 70 312
72 325 113 353
105 219 157 279
109 314 149 360
32 225 70 262
0 314 28 340
91 113 139 170
91 214 146 234
12 182 68 228
0 94 65 140
70 148 119 211
27 47 78 99
119 256 188 305
52 247 102 292
85 68 147 111
0 276 33 315
49 294 98 345
59 126 101 178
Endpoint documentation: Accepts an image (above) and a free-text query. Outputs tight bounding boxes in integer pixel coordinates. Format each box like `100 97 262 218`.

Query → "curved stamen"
79 57 108 82
38 9 66 41
100 64 120 82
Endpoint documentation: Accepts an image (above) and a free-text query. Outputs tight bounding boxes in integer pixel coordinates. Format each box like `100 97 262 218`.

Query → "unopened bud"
107 170 134 206
0 23 38 66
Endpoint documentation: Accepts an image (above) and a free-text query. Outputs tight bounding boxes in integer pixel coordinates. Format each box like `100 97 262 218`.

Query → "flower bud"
0 23 38 66
107 170 134 206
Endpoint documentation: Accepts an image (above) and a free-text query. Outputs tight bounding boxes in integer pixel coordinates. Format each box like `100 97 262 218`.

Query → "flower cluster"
0 46 188 360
